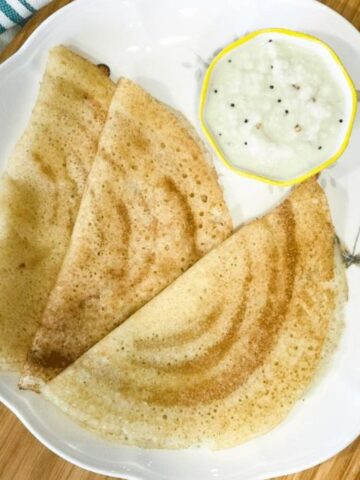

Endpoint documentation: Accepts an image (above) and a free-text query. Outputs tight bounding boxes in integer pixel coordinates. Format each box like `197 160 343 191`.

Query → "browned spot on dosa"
118 202 297 406
162 176 200 259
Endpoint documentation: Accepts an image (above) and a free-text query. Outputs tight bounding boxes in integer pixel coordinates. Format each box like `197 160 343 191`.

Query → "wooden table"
0 1 359 479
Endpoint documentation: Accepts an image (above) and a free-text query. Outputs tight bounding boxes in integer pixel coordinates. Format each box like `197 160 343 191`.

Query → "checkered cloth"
0 0 50 51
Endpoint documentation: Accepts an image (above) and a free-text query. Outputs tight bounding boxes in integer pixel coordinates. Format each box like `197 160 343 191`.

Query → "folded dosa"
0 46 115 370
43 180 346 449
22 78 232 389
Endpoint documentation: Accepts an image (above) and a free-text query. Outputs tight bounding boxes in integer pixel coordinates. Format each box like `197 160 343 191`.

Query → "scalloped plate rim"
0 0 359 479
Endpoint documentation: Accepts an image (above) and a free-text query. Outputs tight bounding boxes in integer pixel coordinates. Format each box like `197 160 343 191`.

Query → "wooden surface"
0 0 72 63
0 0 359 479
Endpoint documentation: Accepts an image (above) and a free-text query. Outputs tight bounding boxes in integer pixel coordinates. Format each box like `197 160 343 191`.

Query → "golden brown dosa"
43 180 346 449
0 46 115 370
21 78 232 389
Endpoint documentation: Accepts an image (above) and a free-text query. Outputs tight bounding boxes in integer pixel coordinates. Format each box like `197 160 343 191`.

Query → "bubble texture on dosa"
22 78 232 389
0 46 115 370
43 180 346 449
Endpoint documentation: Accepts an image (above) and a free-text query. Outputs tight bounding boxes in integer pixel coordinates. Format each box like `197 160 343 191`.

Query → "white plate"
0 0 359 479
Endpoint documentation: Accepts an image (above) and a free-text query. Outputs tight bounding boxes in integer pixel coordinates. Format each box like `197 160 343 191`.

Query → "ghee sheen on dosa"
43 180 346 449
22 78 232 388
0 46 115 371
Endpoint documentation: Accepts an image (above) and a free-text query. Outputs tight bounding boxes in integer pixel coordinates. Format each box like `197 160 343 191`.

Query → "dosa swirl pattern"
22 78 232 388
0 46 115 371
43 180 346 449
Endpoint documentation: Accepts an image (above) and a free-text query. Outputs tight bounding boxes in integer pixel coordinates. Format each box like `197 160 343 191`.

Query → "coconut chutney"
203 31 355 182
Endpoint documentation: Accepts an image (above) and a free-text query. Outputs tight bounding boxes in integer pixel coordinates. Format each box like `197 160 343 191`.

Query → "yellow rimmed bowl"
199 28 357 186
